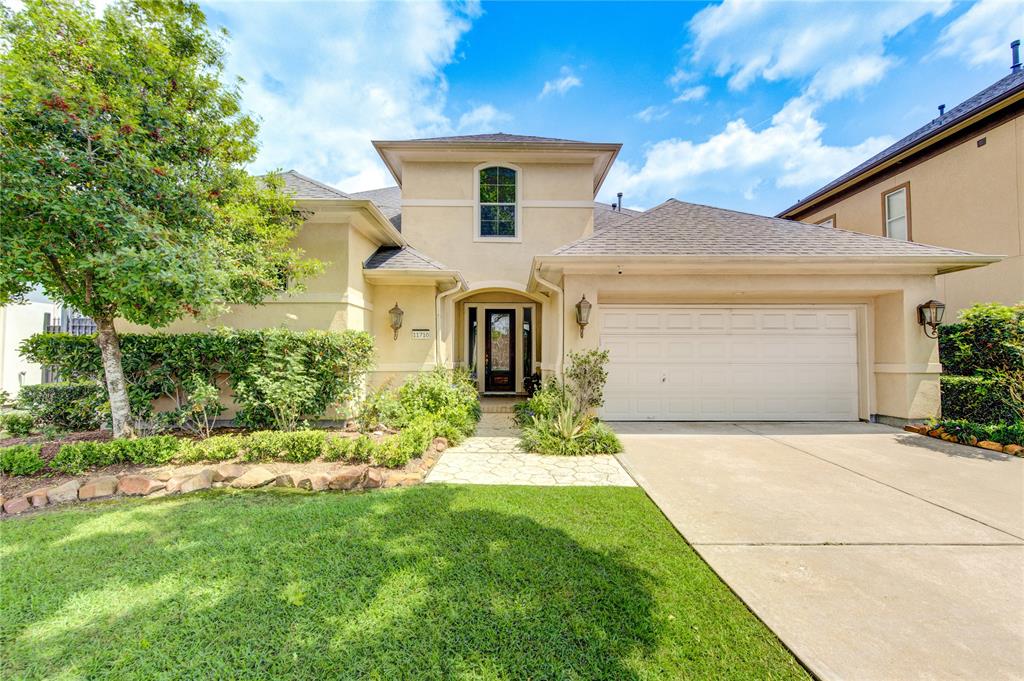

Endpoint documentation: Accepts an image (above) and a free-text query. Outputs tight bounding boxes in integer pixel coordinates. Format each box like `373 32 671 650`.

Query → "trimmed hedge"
51 435 181 474
19 329 375 427
18 382 107 431
938 303 1023 376
940 375 1019 423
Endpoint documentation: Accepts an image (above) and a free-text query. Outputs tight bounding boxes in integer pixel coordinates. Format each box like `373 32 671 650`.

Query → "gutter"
531 267 564 378
435 278 464 370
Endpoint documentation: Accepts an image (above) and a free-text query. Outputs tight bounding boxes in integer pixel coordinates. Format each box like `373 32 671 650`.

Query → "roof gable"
278 170 351 199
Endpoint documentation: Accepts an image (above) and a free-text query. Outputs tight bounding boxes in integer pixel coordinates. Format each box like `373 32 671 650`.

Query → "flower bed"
904 421 1023 456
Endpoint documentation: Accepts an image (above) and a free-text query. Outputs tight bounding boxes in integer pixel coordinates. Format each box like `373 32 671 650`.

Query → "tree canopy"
0 0 321 435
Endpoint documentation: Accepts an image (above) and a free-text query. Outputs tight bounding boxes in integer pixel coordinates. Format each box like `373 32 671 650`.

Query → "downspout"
435 278 463 369
532 268 564 379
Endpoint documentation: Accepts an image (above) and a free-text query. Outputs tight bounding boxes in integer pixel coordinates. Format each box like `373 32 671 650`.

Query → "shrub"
933 420 1024 447
938 303 1023 376
51 441 116 474
322 435 354 462
243 430 327 463
564 349 610 414
162 375 225 438
350 435 376 463
940 375 1020 423
0 444 45 475
50 435 182 474
177 434 244 464
373 417 434 468
513 379 565 426
0 411 35 437
19 329 375 427
520 415 623 456
357 384 405 432
18 381 107 431
234 333 320 431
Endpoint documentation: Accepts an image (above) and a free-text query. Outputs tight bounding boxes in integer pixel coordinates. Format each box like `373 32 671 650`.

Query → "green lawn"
0 486 807 680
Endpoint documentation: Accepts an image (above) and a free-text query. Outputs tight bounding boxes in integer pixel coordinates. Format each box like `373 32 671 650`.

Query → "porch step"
479 396 524 414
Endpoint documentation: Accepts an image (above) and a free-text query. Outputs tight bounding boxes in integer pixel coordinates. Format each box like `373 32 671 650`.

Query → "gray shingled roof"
279 170 351 199
363 245 453 271
397 133 590 144
349 185 402 230
780 68 1024 216
594 202 644 232
553 199 979 258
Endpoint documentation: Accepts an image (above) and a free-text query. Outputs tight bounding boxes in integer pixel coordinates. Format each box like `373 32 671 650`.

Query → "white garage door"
600 306 859 421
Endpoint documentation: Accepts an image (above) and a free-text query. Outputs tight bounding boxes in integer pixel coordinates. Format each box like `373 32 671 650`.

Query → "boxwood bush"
19 329 375 428
0 411 35 438
50 435 181 474
18 381 107 431
939 375 1018 423
0 444 45 475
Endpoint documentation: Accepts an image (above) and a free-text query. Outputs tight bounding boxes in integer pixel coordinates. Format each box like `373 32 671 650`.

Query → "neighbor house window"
478 165 517 238
883 184 911 241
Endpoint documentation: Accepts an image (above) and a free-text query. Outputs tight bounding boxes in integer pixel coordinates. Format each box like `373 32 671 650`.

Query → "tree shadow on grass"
1 486 663 680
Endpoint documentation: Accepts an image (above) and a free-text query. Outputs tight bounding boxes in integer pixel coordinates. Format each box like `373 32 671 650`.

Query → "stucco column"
872 277 943 423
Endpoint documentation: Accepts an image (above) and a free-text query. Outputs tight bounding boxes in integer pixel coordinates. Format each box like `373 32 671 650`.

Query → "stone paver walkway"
426 414 635 487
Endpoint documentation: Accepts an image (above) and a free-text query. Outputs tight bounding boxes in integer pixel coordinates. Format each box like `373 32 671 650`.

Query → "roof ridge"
282 170 352 199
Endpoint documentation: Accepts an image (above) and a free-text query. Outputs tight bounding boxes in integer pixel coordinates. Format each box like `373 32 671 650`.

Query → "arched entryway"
453 286 546 395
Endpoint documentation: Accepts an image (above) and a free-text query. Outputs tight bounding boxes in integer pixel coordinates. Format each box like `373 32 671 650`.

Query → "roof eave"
778 88 1024 218
294 197 406 247
363 268 467 288
532 253 1003 278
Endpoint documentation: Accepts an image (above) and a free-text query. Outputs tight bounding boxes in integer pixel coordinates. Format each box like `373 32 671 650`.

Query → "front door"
485 309 516 392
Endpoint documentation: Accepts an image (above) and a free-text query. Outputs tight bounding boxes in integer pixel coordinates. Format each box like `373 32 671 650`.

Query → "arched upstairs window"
477 165 519 239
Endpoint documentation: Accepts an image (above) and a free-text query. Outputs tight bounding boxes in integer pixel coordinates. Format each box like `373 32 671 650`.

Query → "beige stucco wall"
556 270 944 421
800 116 1023 317
400 161 595 288
367 283 439 389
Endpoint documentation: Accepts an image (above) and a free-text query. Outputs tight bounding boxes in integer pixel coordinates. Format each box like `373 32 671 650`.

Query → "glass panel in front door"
485 310 515 392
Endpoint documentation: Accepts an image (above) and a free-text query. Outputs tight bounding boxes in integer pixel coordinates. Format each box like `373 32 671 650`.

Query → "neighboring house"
137 132 999 425
778 42 1024 316
0 294 94 396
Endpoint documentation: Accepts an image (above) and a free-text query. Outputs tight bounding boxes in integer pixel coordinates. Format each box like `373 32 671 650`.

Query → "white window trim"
473 161 522 243
883 186 910 241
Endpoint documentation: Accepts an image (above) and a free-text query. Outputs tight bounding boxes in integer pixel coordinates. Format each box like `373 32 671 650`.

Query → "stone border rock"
1 438 448 516
904 424 1023 457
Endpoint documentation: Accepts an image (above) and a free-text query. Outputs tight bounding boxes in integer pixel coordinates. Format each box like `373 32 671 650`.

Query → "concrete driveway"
613 421 1024 681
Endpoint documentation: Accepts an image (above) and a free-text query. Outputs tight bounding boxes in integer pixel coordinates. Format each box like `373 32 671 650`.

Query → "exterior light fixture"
575 294 592 338
388 302 404 340
916 299 946 339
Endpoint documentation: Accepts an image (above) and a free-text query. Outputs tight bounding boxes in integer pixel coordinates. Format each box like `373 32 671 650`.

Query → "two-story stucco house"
778 43 1024 316
146 132 999 426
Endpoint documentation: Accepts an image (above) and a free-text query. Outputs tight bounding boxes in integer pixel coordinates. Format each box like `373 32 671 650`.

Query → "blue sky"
195 0 1022 215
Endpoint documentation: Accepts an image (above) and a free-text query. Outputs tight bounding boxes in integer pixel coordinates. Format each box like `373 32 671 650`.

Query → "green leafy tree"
0 0 320 436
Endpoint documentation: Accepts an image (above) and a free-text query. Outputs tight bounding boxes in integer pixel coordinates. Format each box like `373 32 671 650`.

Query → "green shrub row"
51 435 181 474
940 375 1020 424
0 411 36 438
0 444 45 475
19 329 375 428
358 368 480 446
932 420 1024 447
18 381 108 431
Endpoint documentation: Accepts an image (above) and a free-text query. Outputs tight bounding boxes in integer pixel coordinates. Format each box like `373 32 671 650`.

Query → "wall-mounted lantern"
388 302 404 340
575 294 592 338
916 299 946 339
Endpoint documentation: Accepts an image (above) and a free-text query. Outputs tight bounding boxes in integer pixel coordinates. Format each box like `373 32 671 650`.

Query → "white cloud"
457 104 511 132
206 0 480 192
935 0 1023 67
666 68 699 89
634 105 669 122
538 67 582 99
673 85 709 103
602 97 894 207
690 0 951 95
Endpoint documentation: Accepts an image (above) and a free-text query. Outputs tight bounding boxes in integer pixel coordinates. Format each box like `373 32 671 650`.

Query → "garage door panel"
599 306 859 421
